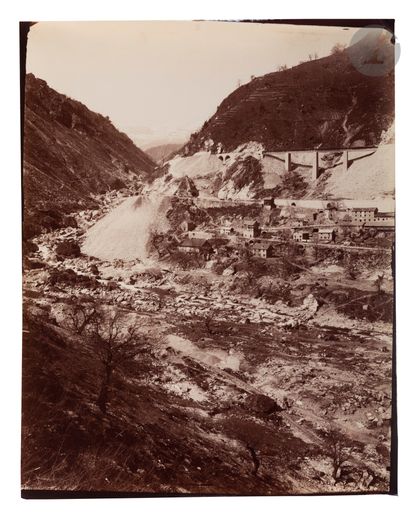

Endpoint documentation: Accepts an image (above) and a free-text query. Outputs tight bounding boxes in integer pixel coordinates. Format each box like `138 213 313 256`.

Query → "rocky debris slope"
308 144 395 200
81 195 170 262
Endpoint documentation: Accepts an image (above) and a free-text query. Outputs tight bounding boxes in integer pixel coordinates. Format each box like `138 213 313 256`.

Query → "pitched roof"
319 228 335 233
351 207 377 212
243 218 259 225
180 238 211 248
375 211 395 218
251 242 273 250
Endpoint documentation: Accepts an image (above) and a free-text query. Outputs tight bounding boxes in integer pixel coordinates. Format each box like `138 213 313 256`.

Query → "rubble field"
21 192 393 494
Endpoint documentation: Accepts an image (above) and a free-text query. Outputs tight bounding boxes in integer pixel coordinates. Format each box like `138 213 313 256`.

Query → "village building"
372 211 395 224
179 238 213 256
364 212 395 232
347 207 378 223
240 220 260 239
291 213 309 227
219 221 234 236
293 229 311 242
187 230 214 240
318 227 336 242
250 241 274 259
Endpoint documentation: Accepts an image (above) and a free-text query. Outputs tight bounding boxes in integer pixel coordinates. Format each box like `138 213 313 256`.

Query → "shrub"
331 43 347 55
48 269 98 289
168 250 203 270
110 178 126 190
24 258 46 270
23 240 39 256
55 241 81 258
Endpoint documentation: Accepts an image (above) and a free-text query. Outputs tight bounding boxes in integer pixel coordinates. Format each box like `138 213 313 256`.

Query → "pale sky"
26 21 356 148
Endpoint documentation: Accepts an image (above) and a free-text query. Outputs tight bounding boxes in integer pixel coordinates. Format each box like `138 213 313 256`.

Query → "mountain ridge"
145 143 184 164
182 37 394 155
23 74 156 237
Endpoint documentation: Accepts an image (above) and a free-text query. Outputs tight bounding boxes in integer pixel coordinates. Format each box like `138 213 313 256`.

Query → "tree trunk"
246 444 260 477
97 365 113 414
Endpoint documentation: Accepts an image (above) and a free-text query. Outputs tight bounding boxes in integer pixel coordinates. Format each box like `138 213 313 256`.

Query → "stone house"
179 238 213 256
318 228 336 242
240 220 260 239
250 241 274 259
219 221 234 236
292 229 311 242
348 207 378 223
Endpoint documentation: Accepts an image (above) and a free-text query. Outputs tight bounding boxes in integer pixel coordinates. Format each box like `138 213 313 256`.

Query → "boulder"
246 393 283 415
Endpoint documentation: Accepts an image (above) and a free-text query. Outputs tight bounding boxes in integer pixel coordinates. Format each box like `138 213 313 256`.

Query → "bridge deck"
264 147 377 155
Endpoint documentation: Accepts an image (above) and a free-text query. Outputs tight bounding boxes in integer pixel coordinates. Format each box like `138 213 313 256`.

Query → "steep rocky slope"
183 34 394 154
22 74 156 237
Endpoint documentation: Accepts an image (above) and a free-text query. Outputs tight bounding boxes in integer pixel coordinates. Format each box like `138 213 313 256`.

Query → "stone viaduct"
264 147 377 181
216 147 377 181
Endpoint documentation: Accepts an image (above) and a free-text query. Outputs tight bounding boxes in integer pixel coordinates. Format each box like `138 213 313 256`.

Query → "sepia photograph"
20 19 396 497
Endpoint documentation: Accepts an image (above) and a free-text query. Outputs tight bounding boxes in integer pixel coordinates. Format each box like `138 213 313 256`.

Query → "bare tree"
375 272 385 295
87 310 143 414
322 429 352 482
331 43 347 55
246 443 260 476
67 300 100 335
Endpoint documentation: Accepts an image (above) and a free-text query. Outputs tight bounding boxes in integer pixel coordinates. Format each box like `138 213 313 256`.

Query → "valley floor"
21 196 394 495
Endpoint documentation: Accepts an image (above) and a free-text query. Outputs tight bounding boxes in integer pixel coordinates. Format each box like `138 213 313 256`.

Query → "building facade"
250 242 274 258
179 238 213 255
240 220 260 239
293 230 311 242
318 228 336 242
348 207 378 223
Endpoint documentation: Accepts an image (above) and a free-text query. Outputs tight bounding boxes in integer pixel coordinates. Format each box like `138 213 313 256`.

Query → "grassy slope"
22 306 309 494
